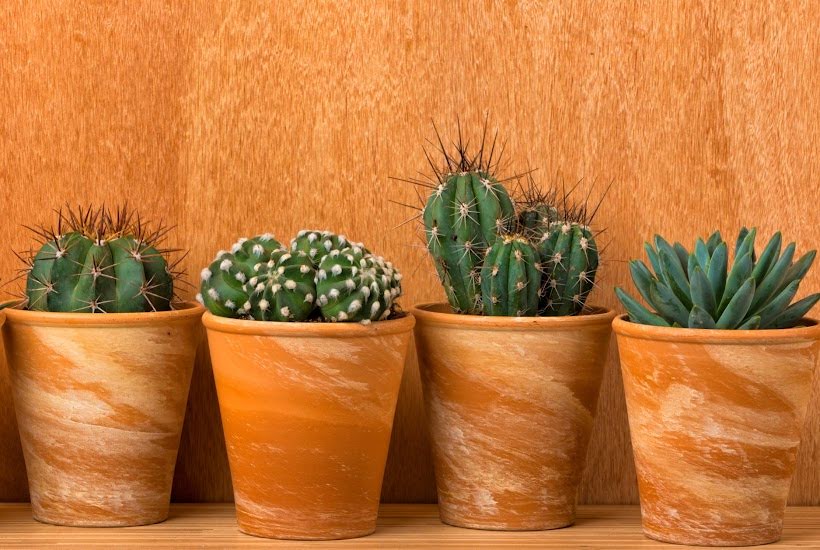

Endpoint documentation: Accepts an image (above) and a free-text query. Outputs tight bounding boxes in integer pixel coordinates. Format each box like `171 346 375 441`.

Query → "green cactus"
537 220 599 316
25 206 177 313
290 229 367 267
481 234 541 316
198 235 317 321
316 245 402 322
616 228 820 329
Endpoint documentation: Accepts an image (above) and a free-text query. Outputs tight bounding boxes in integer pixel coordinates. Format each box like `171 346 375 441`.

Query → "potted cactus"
197 229 413 540
614 229 820 546
402 125 615 530
1 206 203 527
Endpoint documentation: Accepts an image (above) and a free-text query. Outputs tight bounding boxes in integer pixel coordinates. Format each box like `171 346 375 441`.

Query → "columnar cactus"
537 220 599 316
316 245 402 322
481 234 541 316
616 228 820 329
25 206 177 313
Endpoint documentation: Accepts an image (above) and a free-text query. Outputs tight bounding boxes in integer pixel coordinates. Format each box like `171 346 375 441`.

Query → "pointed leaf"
673 242 690 271
705 231 723 255
749 242 795 314
707 242 728 305
758 280 800 328
718 251 753 315
688 305 716 329
629 260 655 304
775 250 817 296
644 242 664 279
694 238 710 271
772 293 820 329
716 277 756 329
660 248 692 309
751 231 782 285
615 287 671 327
690 265 716 317
649 279 690 328
737 316 761 330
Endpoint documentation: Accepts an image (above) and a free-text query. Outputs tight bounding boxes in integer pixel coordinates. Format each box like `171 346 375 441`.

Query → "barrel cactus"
616 228 820 329
25 206 178 313
291 230 367 267
481 234 541 316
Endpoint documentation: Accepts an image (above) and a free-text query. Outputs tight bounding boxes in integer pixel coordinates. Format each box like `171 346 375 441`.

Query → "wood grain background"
1 1 818 504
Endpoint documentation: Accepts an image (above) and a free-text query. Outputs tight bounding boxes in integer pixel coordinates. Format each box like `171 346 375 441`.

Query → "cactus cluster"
405 123 603 317
23 206 180 313
198 230 402 323
616 228 820 329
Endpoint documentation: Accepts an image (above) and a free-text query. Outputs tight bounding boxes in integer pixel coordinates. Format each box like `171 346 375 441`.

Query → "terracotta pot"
614 314 820 546
413 302 615 530
2 302 204 527
203 311 415 540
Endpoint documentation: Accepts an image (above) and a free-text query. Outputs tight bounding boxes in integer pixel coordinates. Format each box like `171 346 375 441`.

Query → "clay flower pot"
2 302 203 527
203 311 415 540
412 302 615 530
613 314 820 546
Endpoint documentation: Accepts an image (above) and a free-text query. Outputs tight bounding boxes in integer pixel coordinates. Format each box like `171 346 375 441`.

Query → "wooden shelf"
1 504 819 548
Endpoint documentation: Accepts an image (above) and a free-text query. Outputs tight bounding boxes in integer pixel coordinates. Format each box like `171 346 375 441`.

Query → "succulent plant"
291 230 367 267
481 234 541 316
198 235 317 321
316 245 402 323
616 228 820 329
537 221 599 316
24 206 180 313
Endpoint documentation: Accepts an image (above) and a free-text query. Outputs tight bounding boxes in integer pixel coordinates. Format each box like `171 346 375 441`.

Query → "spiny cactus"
616 228 820 329
291 230 367 267
24 206 180 313
537 221 599 316
198 236 317 321
419 125 515 314
481 234 541 316
316 245 402 323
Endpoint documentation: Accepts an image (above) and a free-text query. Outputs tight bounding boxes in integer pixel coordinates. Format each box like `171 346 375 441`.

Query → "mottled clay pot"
2 302 203 527
614 314 820 546
203 311 415 540
413 302 615 530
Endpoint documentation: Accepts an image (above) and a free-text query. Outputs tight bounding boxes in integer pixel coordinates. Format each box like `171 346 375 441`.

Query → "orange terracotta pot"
203 311 415 540
413 302 615 530
2 302 203 527
614 314 820 546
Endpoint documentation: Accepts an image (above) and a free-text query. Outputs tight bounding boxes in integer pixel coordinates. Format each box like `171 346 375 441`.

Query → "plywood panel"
0 0 817 504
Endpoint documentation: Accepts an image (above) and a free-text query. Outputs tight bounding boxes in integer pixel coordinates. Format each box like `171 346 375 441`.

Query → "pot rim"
612 313 820 344
2 301 204 327
411 302 615 330
201 310 415 337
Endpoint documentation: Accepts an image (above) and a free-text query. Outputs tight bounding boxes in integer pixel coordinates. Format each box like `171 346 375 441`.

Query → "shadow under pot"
412 302 615 530
613 314 820 546
1 302 204 527
202 311 415 540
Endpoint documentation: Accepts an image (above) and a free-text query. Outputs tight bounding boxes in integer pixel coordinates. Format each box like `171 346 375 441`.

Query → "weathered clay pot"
2 302 203 527
413 302 615 530
614 314 820 546
203 311 415 540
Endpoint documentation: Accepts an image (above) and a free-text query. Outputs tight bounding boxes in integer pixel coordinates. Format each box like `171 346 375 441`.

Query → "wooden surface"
0 1 818 505
2 504 820 549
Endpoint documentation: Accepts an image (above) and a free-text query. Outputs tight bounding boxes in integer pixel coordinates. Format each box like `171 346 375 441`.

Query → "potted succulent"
402 125 615 530
614 228 820 546
197 229 414 540
1 205 203 527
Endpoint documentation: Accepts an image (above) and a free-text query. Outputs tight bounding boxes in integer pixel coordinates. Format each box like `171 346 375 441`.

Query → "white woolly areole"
242 301 251 311
280 253 292 262
348 299 362 313
328 288 340 299
260 233 274 241
345 279 356 290
252 244 264 256
307 232 317 242
284 280 297 290
214 250 228 260
258 299 269 311
200 268 212 281
235 272 246 283
300 265 311 274
330 249 340 257
361 286 371 299
371 301 381 315
324 240 333 251
318 269 327 280
225 300 236 309
220 259 233 271
318 294 328 306
195 293 204 304
337 311 348 321
207 288 219 300
280 306 290 317
304 293 314 303
249 276 258 286
255 283 265 293
271 283 282 294
331 264 343 276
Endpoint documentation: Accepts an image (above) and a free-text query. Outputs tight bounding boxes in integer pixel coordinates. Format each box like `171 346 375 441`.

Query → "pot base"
441 515 574 531
644 524 781 547
237 519 376 541
33 511 169 528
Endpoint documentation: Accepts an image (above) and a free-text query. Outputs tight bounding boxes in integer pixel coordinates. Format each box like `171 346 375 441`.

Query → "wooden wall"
1 1 818 504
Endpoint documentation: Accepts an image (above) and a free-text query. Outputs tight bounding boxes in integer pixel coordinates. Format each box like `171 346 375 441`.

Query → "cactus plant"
24 206 179 313
418 125 515 314
198 235 317 321
481 234 541 316
536 221 599 316
616 228 820 329
316 245 402 323
291 230 367 267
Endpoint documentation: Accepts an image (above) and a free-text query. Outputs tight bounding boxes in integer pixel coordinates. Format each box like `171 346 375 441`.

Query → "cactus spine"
481 234 541 316
25 206 177 313
536 221 599 315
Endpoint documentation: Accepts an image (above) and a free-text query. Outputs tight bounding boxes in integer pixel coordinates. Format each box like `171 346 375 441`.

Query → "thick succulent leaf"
775 250 817 296
757 279 800 328
772 293 820 329
749 242 795 314
687 253 699 281
690 265 716 317
694 239 710 271
688 305 716 329
649 279 690 327
660 248 693 309
737 316 761 330
751 231 782 286
716 277 756 329
615 287 671 327
707 242 728 304
735 227 757 262
629 259 655 304
718 251 752 315
673 242 690 271
644 242 664 279
705 231 723 255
